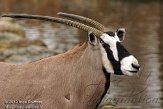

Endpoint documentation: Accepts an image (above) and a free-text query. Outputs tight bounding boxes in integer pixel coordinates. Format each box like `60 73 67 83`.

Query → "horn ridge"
1 14 103 37
57 12 105 31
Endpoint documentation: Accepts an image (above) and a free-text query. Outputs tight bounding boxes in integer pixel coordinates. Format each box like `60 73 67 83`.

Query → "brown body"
0 43 107 109
0 12 140 109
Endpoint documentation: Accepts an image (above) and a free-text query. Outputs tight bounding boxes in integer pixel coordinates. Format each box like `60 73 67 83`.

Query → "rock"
0 45 56 64
0 17 57 63
0 17 25 38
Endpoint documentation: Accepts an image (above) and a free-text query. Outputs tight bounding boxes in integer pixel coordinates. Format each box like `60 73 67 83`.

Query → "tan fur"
0 42 107 109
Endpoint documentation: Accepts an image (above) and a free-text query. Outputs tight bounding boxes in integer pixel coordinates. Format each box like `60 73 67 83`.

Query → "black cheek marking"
102 43 123 75
105 31 115 37
116 42 131 61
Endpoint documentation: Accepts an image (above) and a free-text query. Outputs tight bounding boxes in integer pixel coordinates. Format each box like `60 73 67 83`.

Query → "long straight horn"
57 12 105 31
1 14 103 37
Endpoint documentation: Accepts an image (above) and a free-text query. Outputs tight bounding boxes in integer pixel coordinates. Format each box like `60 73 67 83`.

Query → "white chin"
122 71 134 76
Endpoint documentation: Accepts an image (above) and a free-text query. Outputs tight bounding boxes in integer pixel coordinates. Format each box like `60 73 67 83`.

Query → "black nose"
132 64 140 70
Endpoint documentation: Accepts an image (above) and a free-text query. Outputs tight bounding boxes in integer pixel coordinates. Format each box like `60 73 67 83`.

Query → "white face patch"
99 33 140 76
100 33 119 61
100 43 114 74
120 55 140 76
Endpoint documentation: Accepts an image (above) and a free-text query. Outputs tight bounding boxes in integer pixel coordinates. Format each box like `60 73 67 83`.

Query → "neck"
96 67 110 108
73 43 111 108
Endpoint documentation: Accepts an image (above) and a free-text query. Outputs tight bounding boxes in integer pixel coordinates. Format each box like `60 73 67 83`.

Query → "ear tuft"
116 28 126 41
88 32 98 46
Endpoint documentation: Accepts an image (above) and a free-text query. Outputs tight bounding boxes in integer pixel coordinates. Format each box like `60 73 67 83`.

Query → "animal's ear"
116 28 126 41
88 32 98 46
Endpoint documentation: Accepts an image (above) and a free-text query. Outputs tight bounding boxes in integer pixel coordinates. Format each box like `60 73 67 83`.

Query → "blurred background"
0 0 162 109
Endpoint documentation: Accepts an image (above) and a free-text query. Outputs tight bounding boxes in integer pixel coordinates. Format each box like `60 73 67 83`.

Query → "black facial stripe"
101 42 123 75
105 31 115 37
116 42 131 61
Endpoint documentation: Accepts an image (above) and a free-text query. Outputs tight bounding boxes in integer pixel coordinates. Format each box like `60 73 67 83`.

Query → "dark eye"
101 42 109 48
100 39 110 48
100 39 104 44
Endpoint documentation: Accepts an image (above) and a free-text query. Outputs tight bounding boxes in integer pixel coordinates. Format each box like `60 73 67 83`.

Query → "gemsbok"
0 12 140 109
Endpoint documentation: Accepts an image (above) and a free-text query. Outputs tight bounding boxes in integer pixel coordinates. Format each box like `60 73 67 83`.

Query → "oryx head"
88 29 140 76
1 12 140 76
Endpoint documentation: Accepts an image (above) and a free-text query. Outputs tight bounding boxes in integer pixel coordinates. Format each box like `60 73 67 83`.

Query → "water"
0 0 162 109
